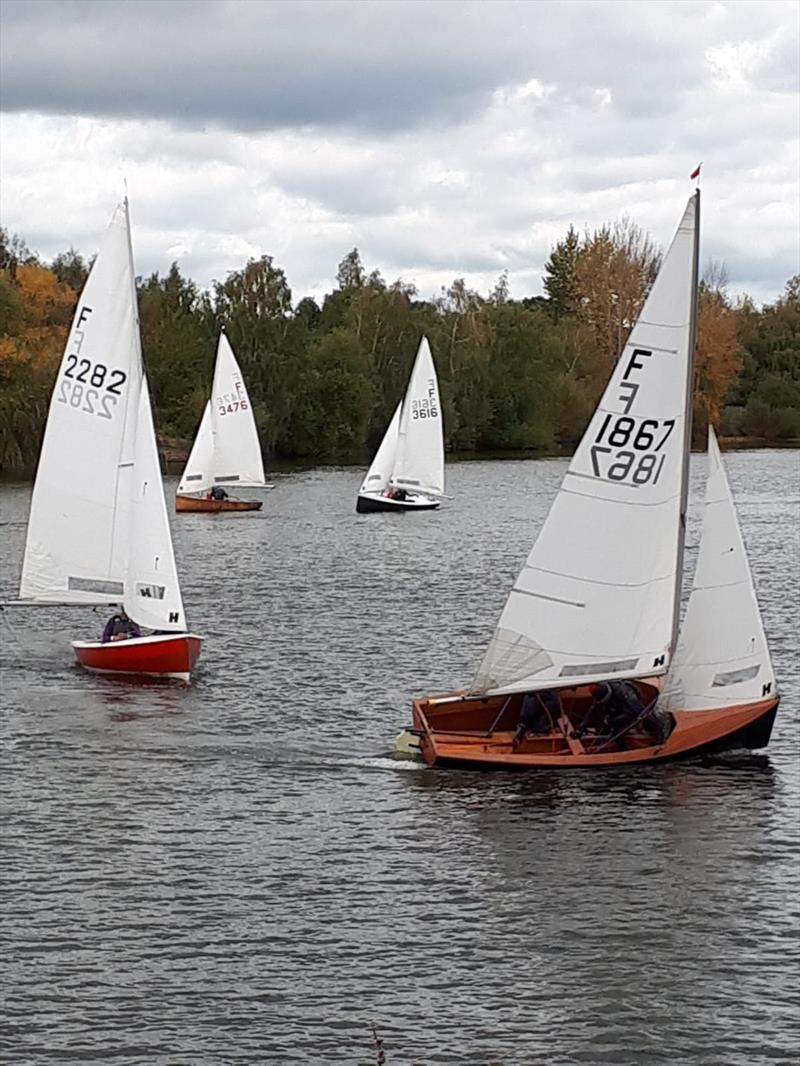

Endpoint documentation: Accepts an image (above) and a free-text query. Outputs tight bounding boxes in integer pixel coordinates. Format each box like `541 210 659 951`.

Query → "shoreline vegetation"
1 221 798 478
157 433 797 477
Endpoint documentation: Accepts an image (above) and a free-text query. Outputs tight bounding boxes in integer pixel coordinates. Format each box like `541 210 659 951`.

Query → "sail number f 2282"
56 306 128 420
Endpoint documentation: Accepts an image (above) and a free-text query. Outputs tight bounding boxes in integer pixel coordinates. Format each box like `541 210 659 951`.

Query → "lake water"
1 452 798 1065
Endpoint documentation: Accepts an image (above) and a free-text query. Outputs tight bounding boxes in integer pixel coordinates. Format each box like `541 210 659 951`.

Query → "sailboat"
176 333 270 512
395 191 779 767
357 336 445 513
16 201 202 682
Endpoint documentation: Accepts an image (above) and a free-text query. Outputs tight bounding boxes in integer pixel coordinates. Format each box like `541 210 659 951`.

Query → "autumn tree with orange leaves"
0 260 78 472
693 283 744 445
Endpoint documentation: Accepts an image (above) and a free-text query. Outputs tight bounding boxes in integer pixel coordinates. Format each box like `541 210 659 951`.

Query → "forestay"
473 193 699 696
20 202 143 605
663 428 776 711
392 337 445 497
126 377 186 631
360 403 401 495
178 333 265 494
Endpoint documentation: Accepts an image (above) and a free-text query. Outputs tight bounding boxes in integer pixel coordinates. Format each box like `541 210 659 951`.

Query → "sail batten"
473 194 699 697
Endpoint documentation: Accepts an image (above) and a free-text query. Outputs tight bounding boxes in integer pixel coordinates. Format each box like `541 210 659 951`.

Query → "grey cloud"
2 1 796 308
5 0 792 136
0 0 525 133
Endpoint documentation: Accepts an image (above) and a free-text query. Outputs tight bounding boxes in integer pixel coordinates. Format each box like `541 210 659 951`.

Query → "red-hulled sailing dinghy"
72 634 202 683
396 190 778 768
16 200 203 681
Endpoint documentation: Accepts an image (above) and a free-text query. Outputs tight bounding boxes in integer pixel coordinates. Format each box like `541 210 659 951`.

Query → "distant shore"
157 433 799 476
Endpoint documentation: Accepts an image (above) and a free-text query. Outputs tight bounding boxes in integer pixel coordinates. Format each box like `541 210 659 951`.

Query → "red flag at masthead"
690 163 702 180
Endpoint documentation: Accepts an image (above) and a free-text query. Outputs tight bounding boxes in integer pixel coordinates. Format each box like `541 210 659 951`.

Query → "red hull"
72 634 203 682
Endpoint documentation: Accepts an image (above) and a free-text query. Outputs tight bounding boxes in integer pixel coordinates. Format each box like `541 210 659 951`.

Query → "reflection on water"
1 452 798 1065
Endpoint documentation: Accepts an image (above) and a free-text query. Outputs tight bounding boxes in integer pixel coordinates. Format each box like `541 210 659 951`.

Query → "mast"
670 188 700 656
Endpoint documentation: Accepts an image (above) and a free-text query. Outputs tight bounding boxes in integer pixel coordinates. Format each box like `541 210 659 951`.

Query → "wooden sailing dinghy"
16 201 202 682
357 337 445 512
176 333 270 512
396 191 778 768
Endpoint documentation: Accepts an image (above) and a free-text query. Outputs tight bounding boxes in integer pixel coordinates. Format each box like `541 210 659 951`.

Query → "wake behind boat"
357 336 444 513
397 190 778 768
15 200 203 682
176 333 271 513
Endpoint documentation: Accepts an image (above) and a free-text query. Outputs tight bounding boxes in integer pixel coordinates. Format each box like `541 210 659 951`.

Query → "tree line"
1 218 798 476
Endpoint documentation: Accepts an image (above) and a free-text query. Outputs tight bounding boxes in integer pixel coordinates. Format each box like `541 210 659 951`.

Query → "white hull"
357 491 441 512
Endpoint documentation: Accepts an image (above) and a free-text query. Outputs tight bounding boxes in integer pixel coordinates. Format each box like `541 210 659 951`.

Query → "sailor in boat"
207 486 229 501
586 681 672 745
513 689 562 747
101 609 141 643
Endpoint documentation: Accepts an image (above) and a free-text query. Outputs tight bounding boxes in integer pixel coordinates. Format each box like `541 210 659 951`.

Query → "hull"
356 492 440 513
406 686 779 769
176 494 262 513
72 634 203 682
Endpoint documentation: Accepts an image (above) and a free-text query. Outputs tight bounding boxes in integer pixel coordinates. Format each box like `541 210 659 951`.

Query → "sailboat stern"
666 698 780 756
71 633 203 682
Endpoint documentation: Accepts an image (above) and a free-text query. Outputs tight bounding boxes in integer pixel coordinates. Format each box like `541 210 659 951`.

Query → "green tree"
543 225 580 320
212 255 293 450
138 263 216 440
731 277 800 439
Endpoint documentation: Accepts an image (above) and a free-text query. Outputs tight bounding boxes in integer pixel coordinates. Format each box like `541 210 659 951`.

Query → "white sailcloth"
663 428 776 711
178 333 265 494
391 337 445 497
20 202 143 605
473 193 699 696
126 376 186 631
359 403 401 495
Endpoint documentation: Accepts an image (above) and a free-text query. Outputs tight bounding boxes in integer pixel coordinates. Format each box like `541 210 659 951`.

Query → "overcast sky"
1 0 798 306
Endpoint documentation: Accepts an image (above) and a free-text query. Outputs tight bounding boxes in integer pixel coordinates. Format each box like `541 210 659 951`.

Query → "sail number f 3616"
411 379 439 419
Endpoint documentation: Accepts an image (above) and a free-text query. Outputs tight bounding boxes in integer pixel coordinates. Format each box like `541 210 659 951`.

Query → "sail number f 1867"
590 414 675 485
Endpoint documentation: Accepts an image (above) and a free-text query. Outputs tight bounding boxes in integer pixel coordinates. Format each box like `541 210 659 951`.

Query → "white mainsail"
473 193 700 696
20 202 143 605
391 336 445 496
178 333 265 494
359 402 401 495
20 199 188 633
663 428 776 711
126 376 186 631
